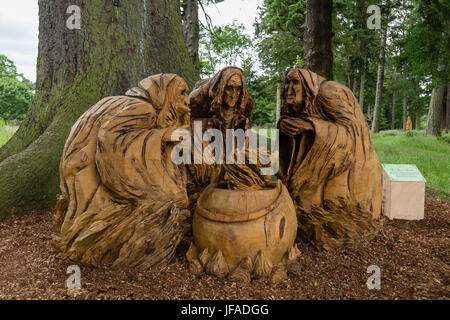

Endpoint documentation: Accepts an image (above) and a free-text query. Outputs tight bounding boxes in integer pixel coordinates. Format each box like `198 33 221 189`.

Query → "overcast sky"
0 0 262 83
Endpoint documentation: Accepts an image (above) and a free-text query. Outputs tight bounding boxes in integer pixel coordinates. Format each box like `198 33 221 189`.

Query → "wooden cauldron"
192 179 297 268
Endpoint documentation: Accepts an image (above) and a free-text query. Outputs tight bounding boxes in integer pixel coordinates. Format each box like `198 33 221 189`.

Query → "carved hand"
280 117 313 136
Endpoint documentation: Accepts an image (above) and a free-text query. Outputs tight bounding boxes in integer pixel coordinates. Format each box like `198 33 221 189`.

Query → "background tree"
255 0 306 122
304 0 333 79
0 77 34 122
0 0 198 217
181 0 201 72
199 21 253 77
402 0 449 135
0 54 34 122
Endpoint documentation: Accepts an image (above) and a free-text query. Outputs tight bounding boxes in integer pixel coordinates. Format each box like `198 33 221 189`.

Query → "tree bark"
181 0 200 73
402 88 408 130
0 0 198 218
424 83 446 136
276 82 281 123
352 68 359 99
446 82 450 132
391 90 396 130
440 84 448 132
304 0 333 80
415 110 421 130
403 89 408 130
359 71 365 111
371 26 387 133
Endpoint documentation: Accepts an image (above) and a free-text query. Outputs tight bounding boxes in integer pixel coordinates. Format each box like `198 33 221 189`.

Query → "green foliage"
405 130 416 137
0 77 34 121
0 55 17 78
242 58 276 127
0 54 34 121
333 0 376 85
402 0 450 84
199 21 277 126
199 21 253 77
197 1 448 130
255 0 305 78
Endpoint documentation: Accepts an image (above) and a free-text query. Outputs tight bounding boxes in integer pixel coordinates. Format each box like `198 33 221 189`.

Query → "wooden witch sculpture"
278 67 383 250
186 66 271 194
185 67 299 280
54 74 192 269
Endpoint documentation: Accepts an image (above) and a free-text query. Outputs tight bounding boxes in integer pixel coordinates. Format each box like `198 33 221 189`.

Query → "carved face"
223 74 242 108
284 69 304 108
157 78 190 128
171 79 190 117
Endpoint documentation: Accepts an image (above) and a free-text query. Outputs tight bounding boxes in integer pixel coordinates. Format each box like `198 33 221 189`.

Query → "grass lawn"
372 130 449 198
0 125 18 147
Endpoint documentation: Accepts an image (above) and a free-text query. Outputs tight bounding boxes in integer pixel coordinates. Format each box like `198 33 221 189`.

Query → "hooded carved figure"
187 66 257 195
278 68 383 250
54 74 191 268
189 66 253 131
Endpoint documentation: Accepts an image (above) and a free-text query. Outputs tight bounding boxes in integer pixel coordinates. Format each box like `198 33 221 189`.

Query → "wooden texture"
406 116 413 131
186 67 255 195
278 68 383 250
189 180 298 280
54 74 191 269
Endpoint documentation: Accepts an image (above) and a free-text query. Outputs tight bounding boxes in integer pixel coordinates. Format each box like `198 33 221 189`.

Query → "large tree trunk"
0 0 198 218
304 0 333 80
424 83 446 136
181 0 200 73
371 26 387 133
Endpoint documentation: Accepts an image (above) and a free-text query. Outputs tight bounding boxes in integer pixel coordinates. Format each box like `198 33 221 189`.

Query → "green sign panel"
382 164 426 182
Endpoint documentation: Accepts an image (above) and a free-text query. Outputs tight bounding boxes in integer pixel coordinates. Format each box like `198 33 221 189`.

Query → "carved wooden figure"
406 116 413 131
278 67 383 250
185 67 298 281
54 74 192 269
187 66 254 194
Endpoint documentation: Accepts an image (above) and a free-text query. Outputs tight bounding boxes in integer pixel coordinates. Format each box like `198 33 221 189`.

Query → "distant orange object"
406 116 413 131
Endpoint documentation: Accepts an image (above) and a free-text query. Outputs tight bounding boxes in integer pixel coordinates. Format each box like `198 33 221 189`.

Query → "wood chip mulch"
0 192 448 300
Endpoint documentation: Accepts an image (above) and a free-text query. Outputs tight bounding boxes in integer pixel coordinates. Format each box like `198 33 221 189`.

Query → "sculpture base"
186 242 300 282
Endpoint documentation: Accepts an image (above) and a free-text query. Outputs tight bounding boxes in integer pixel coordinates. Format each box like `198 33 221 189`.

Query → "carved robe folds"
54 74 191 268
278 68 383 250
